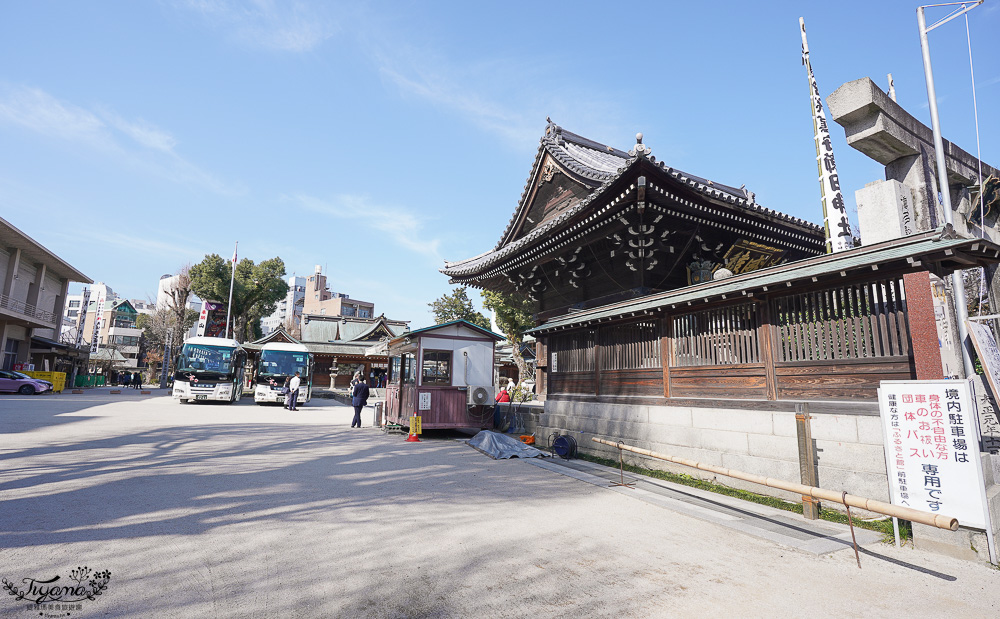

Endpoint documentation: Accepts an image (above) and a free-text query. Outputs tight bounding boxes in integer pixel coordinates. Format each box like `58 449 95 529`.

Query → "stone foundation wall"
535 399 889 505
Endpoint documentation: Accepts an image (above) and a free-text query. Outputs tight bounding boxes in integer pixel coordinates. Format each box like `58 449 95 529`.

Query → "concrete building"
303 266 373 319
261 275 305 334
0 215 91 373
67 283 143 369
131 299 154 314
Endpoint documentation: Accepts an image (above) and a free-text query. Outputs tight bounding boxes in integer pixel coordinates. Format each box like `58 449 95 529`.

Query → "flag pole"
226 241 237 339
800 17 852 254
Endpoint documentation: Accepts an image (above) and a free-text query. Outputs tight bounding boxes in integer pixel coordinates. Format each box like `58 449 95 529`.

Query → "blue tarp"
467 430 550 459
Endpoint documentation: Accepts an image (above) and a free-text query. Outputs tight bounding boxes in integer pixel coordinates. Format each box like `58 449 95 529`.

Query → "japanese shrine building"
442 120 1000 503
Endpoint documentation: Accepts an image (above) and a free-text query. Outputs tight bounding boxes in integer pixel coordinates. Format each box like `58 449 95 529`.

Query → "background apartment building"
261 275 305 334
303 266 373 319
65 283 143 369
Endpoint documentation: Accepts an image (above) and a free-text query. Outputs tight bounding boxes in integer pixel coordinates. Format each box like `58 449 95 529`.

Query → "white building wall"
420 335 494 388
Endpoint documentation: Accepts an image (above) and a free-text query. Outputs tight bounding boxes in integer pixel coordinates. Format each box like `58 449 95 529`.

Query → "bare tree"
164 265 195 345
282 314 302 339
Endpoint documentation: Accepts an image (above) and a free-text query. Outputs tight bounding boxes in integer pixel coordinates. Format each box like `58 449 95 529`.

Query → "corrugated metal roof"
528 228 1000 334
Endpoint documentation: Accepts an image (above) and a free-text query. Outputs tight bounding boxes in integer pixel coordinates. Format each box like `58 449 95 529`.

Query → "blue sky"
1 1 998 329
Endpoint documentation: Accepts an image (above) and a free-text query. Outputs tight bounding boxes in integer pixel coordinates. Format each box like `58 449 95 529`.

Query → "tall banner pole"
89 287 106 355
74 287 91 349
800 17 853 254
226 241 237 340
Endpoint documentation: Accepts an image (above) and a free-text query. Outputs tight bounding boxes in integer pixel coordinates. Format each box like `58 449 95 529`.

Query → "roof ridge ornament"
628 132 651 159
544 116 561 138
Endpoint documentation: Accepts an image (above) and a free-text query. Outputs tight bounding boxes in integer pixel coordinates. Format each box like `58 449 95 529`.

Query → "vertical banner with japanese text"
89 288 106 354
878 380 989 529
74 287 91 349
800 18 852 254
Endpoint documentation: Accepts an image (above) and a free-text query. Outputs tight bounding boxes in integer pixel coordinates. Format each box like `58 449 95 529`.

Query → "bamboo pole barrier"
592 437 958 531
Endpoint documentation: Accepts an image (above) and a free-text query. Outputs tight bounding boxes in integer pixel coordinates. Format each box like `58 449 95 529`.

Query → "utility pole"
917 1 983 379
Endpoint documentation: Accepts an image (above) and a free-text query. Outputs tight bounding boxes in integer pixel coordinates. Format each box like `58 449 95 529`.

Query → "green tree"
482 290 535 383
429 286 490 330
189 254 289 343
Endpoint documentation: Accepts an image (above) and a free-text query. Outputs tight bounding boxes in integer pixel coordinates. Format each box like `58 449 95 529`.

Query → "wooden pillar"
758 300 778 401
795 403 820 519
660 315 671 398
535 337 547 401
593 328 602 397
902 271 944 380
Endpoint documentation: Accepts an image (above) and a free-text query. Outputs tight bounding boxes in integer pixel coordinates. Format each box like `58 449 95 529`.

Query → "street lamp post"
917 1 983 379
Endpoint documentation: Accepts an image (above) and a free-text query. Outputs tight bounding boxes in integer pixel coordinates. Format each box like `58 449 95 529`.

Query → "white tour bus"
173 336 247 404
254 341 313 405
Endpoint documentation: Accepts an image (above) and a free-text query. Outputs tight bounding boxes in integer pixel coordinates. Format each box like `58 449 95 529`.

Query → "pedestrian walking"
288 371 301 411
133 372 142 389
351 377 369 428
282 376 292 409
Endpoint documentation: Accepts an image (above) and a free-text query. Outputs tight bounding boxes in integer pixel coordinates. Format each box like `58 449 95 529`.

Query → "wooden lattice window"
770 279 910 362
549 330 596 373
599 321 662 370
671 303 761 367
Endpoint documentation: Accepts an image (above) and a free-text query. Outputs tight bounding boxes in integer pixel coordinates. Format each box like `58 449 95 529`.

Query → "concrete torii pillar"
828 77 998 238
828 77 1000 378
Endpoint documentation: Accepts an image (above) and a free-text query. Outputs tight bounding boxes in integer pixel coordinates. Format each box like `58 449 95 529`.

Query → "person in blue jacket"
351 376 369 428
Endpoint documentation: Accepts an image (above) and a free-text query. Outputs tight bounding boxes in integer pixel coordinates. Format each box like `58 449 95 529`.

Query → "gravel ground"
0 390 997 618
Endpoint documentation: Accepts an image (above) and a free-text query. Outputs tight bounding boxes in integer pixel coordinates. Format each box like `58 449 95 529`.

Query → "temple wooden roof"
442 121 826 313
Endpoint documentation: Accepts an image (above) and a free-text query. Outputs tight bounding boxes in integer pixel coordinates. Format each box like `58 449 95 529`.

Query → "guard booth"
384 320 503 430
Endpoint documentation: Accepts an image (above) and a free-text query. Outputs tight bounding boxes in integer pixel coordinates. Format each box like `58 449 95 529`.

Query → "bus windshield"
259 350 310 377
177 343 237 375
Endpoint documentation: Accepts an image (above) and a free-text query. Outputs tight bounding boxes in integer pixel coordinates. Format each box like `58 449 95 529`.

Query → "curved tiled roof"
443 120 823 277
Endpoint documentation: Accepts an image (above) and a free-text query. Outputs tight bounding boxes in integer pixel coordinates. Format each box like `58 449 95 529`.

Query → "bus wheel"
179 398 189 404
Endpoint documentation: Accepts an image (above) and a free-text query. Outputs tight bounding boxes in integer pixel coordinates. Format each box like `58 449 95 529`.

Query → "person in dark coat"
351 377 369 428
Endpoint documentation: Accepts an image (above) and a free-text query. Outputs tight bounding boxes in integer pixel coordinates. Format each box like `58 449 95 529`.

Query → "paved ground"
0 390 997 618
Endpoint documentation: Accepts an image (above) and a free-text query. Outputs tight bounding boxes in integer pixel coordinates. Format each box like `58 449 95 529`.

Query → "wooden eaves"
527 226 1000 335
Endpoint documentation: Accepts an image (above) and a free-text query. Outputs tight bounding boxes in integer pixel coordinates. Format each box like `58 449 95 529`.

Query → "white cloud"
0 86 109 146
378 64 539 147
102 112 178 153
292 193 442 261
366 28 623 152
0 84 242 196
171 0 337 52
50 228 200 259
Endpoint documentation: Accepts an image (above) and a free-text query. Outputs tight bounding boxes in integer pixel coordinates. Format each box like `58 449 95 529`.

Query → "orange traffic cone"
405 413 421 442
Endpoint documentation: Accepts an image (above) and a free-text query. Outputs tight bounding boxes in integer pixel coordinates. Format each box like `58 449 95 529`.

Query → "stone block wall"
535 399 890 506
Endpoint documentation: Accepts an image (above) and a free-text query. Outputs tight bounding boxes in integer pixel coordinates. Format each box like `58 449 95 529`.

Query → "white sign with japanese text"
966 320 1000 453
878 380 988 529
418 392 431 411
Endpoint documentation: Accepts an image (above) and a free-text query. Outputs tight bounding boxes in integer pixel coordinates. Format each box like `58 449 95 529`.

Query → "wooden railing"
546 278 916 402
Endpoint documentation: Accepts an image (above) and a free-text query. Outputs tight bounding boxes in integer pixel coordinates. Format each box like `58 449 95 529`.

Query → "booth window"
389 356 401 383
422 350 452 386
402 355 416 385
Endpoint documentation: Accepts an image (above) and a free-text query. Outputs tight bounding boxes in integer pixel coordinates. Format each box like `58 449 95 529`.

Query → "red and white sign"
878 379 990 529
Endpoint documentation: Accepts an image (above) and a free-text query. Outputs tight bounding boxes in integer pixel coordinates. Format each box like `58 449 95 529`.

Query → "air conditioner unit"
468 385 493 406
